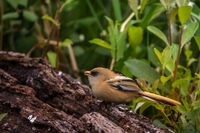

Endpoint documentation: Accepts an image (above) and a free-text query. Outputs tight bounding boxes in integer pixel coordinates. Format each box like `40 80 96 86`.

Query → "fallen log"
0 51 172 133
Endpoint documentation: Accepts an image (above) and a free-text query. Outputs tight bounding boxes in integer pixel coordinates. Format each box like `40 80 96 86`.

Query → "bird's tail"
138 91 181 106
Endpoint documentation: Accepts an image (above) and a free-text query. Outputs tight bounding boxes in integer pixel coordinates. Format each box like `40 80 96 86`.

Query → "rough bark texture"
0 51 172 133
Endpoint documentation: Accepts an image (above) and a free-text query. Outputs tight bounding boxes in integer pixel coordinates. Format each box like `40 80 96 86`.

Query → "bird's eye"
91 71 99 77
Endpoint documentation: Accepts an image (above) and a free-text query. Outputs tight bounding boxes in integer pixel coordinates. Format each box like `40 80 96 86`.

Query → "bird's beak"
84 71 91 76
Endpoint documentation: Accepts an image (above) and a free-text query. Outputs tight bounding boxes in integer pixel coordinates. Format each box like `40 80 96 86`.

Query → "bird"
84 67 181 106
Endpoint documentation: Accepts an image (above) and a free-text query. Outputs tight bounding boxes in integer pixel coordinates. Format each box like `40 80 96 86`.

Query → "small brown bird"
84 67 181 106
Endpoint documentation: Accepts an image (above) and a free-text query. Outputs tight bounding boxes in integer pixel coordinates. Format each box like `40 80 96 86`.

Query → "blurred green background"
1 0 200 132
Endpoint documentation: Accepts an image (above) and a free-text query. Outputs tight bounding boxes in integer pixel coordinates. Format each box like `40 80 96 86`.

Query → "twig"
67 45 79 72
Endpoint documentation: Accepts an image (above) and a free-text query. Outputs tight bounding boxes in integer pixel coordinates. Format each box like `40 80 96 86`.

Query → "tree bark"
0 51 172 133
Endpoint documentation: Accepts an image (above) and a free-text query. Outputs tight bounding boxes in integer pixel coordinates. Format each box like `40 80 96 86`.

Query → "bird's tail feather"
138 91 181 106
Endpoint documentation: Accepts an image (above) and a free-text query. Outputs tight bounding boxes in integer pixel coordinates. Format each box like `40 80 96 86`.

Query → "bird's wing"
106 76 141 92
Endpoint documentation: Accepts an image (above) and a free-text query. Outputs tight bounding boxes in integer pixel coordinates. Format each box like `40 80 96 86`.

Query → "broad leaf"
141 3 165 28
178 6 192 25
160 75 171 84
140 0 148 14
147 26 169 46
194 36 200 50
125 59 160 83
154 44 178 75
128 0 138 19
23 10 38 22
148 46 160 66
3 12 19 20
128 26 143 48
89 38 111 49
18 0 28 7
181 22 199 47
154 48 162 62
6 0 18 8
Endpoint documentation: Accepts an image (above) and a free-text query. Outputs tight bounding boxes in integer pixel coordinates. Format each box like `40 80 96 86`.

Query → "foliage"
1 0 200 132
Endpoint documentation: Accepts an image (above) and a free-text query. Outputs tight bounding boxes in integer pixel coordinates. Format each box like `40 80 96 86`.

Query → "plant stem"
173 27 183 81
167 13 172 45
109 58 115 70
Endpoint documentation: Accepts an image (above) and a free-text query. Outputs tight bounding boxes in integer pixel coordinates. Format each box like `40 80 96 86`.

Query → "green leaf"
162 44 178 74
125 59 160 83
192 100 200 110
3 12 19 20
148 46 160 66
6 0 28 8
184 50 192 61
154 48 162 62
194 36 200 50
89 38 112 49
42 15 60 28
128 26 143 48
140 0 148 14
0 113 7 121
18 0 28 7
23 10 38 22
141 3 165 28
160 75 171 84
172 70 191 96
195 73 200 79
128 0 138 19
112 0 122 21
154 44 178 74
60 0 74 12
147 26 169 46
6 0 18 8
188 58 197 66
106 17 127 61
178 6 192 25
47 51 57 68
181 22 199 47
60 39 73 48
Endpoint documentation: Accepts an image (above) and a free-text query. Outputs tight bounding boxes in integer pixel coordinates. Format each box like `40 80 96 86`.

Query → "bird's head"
84 67 116 86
